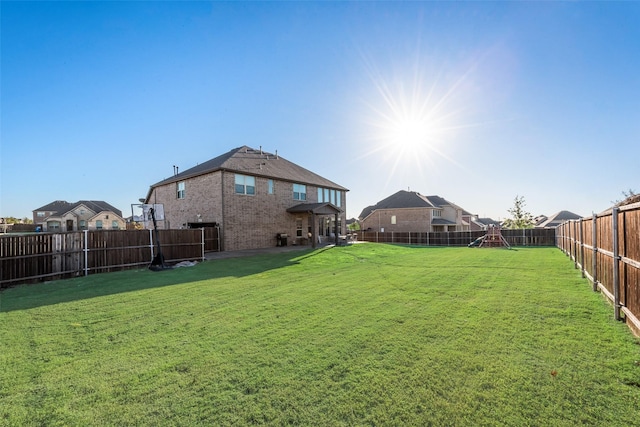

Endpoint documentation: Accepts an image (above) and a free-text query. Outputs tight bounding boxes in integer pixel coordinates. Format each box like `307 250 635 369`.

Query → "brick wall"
148 171 346 251
361 208 431 232
148 172 223 230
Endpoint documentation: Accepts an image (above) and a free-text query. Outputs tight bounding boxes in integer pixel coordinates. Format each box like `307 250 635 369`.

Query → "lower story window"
96 220 103 230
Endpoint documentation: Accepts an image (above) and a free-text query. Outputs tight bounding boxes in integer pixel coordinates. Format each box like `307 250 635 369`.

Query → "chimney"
276 150 279 159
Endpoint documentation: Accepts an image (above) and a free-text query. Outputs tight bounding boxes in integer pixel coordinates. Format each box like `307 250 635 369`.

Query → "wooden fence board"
357 229 555 247
556 204 640 335
0 227 220 288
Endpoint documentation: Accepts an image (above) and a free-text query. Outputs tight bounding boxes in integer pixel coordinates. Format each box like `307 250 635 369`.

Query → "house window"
268 179 274 194
391 215 397 225
235 174 256 195
96 220 103 230
293 183 306 201
433 210 442 217
177 181 186 199
112 220 119 230
48 221 60 230
37 212 45 217
317 187 342 207
79 220 87 230
80 209 85 215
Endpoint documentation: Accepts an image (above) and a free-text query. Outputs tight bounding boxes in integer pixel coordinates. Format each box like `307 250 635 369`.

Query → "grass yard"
1 245 640 426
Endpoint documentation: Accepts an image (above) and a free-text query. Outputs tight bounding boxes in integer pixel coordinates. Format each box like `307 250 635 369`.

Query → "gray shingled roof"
477 217 501 227
359 190 436 219
150 146 348 191
33 200 123 218
431 218 457 225
537 210 582 228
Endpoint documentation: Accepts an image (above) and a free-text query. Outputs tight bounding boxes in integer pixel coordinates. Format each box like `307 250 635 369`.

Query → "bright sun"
390 117 433 150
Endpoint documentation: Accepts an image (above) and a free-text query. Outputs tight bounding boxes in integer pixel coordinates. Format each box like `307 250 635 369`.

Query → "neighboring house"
536 210 582 228
461 210 493 231
144 146 348 251
359 190 472 232
476 217 501 229
533 215 548 227
33 200 125 232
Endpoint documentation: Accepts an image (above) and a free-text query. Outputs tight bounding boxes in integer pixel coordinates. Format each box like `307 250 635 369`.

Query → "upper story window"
37 212 45 217
433 210 442 217
177 181 186 199
317 187 342 207
293 183 306 201
235 174 255 195
268 179 274 195
391 215 397 225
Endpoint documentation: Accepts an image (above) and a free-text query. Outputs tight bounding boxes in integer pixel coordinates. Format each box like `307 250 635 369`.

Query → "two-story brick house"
144 146 348 251
359 190 471 232
33 200 125 232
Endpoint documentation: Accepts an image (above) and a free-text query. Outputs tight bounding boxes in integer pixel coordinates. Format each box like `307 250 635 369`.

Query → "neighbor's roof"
477 217 501 227
431 218 457 225
34 200 123 218
537 210 582 228
149 146 348 191
358 190 463 220
359 190 435 219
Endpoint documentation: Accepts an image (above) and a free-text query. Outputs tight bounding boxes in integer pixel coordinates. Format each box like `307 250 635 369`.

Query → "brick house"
359 190 472 232
33 200 125 232
144 146 348 251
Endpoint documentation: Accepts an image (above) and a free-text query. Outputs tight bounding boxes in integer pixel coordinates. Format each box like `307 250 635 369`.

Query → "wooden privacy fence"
556 202 640 334
356 228 555 247
0 227 220 288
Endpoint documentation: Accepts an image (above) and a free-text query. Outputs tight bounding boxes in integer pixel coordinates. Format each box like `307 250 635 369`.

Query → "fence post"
579 218 585 277
201 227 205 261
592 214 598 292
612 207 621 321
84 230 89 276
571 219 578 269
149 228 155 261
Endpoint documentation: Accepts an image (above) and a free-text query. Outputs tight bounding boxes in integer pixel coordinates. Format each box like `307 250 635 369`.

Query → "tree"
612 188 637 206
503 195 534 229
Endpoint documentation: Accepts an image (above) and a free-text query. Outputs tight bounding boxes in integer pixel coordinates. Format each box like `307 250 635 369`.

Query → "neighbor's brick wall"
361 208 432 233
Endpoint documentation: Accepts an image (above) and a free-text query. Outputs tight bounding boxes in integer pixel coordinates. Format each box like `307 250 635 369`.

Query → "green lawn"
1 245 639 426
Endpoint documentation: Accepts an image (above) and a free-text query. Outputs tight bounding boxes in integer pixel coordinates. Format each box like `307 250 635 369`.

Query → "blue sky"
2 1 639 221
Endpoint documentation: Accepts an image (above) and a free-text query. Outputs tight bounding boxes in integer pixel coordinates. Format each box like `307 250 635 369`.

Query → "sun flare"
389 116 433 150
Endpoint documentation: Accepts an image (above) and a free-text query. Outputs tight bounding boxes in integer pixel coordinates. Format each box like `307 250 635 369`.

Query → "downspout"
220 170 225 251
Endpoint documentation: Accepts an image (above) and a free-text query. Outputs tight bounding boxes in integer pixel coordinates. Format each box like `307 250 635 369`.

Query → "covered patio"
287 202 343 249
